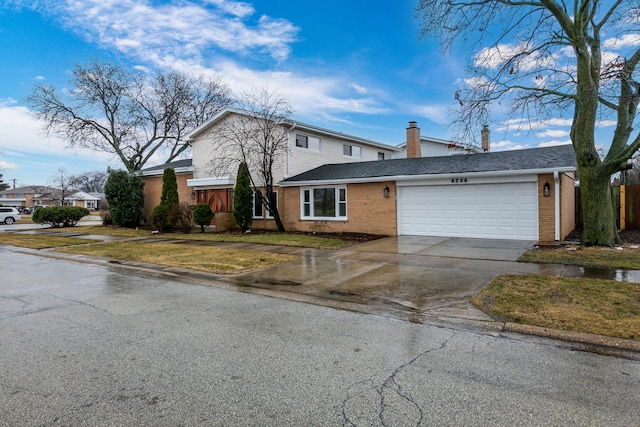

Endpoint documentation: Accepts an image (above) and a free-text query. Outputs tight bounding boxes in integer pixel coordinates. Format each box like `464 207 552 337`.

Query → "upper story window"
296 134 321 151
378 152 385 160
343 144 362 158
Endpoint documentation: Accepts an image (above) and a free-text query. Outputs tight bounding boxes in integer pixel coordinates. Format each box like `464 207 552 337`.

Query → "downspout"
286 121 297 178
554 171 560 241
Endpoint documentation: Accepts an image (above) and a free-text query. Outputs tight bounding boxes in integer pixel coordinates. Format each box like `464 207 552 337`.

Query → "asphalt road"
1 247 638 426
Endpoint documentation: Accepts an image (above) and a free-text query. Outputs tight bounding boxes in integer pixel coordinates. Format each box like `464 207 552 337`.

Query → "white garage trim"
397 181 538 240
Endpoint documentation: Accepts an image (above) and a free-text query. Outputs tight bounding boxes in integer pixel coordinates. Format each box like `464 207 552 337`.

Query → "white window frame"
295 134 321 152
300 186 347 221
253 190 264 219
266 191 278 219
343 144 362 158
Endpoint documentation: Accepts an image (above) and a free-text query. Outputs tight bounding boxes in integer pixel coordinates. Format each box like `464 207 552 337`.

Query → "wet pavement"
229 236 558 324
4 229 640 328
2 248 639 425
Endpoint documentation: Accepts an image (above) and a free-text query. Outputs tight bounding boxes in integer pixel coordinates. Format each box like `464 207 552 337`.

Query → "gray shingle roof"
138 159 193 174
281 144 576 184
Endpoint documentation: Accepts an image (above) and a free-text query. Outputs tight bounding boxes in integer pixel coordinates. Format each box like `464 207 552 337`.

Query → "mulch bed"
221 229 385 243
566 229 640 245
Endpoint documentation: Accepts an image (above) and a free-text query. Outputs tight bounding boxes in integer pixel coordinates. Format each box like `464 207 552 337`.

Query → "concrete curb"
504 322 640 355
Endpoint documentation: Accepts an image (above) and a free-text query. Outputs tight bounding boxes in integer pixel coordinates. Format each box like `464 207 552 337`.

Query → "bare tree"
207 88 292 232
417 0 640 246
27 59 232 172
49 168 81 206
72 170 109 193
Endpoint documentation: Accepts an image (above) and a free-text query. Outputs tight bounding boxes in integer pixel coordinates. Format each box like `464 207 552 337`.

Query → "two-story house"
139 110 577 241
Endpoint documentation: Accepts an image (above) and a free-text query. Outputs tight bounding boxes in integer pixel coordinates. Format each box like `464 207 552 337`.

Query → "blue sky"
0 0 580 187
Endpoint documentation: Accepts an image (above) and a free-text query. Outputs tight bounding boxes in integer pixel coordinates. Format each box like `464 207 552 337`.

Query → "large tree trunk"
579 166 619 246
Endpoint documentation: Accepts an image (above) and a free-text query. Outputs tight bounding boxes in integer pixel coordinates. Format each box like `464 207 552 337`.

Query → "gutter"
287 121 297 178
554 171 560 241
279 166 577 187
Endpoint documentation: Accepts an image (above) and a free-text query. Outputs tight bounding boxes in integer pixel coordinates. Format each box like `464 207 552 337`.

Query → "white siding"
287 131 392 178
392 141 453 159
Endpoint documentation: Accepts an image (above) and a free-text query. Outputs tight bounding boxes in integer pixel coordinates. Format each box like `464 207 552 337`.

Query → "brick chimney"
406 121 422 158
481 125 490 152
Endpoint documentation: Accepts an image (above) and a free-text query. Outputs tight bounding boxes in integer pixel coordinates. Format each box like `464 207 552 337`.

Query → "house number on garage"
451 178 468 183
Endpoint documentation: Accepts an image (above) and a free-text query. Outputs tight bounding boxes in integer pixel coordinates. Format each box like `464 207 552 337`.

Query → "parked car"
0 207 21 225
21 207 33 214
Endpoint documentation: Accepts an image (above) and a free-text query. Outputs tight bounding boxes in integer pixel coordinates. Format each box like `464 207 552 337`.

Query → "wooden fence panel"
625 184 640 228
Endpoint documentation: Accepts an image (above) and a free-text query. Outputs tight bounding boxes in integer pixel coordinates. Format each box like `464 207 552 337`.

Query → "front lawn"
0 233 101 249
47 226 353 249
519 245 640 269
56 241 298 274
472 274 640 340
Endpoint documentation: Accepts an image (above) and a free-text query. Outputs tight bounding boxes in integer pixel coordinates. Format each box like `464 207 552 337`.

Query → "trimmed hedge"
32 206 90 227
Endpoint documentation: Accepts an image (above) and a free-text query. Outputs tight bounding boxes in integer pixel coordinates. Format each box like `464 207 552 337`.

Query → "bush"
32 206 90 227
100 209 112 226
174 202 194 234
104 169 145 227
233 162 253 232
151 204 170 231
193 203 214 233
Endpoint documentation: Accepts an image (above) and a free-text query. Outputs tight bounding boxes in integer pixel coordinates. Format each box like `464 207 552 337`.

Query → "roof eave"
278 166 577 187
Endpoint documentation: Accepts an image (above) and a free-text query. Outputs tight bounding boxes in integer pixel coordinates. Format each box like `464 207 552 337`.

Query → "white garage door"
397 182 538 240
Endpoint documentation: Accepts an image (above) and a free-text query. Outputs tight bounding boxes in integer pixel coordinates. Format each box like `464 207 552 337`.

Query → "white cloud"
536 129 570 138
603 34 640 50
35 75 45 81
497 117 572 132
349 83 368 95
0 160 18 170
473 42 558 72
37 0 299 62
538 139 572 147
205 0 255 18
0 100 110 160
214 61 387 119
410 104 449 125
490 140 530 151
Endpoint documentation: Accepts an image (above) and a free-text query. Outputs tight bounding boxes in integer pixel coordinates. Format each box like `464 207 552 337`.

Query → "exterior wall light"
383 186 390 198
190 191 196 200
543 182 550 197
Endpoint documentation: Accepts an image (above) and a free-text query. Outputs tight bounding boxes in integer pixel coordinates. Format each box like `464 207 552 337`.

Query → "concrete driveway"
229 236 560 324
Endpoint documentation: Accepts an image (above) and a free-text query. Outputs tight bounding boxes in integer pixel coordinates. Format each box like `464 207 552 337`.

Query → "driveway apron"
231 236 554 324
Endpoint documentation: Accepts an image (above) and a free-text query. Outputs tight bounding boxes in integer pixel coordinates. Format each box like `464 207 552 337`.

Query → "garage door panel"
398 182 538 240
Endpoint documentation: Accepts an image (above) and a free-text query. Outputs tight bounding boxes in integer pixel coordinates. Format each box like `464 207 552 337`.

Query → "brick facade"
281 182 397 236
141 173 194 223
538 173 576 241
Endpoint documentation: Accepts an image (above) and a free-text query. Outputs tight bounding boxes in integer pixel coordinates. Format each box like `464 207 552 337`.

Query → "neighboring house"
63 192 104 210
0 186 59 209
137 159 194 221
279 144 576 241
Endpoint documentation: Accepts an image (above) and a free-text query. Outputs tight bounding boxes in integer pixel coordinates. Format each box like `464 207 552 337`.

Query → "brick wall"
281 182 397 236
141 173 193 223
538 174 555 241
560 173 576 239
537 173 576 241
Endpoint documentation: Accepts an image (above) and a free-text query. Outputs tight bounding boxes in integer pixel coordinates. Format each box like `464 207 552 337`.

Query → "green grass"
56 241 298 274
519 245 640 269
472 274 640 340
